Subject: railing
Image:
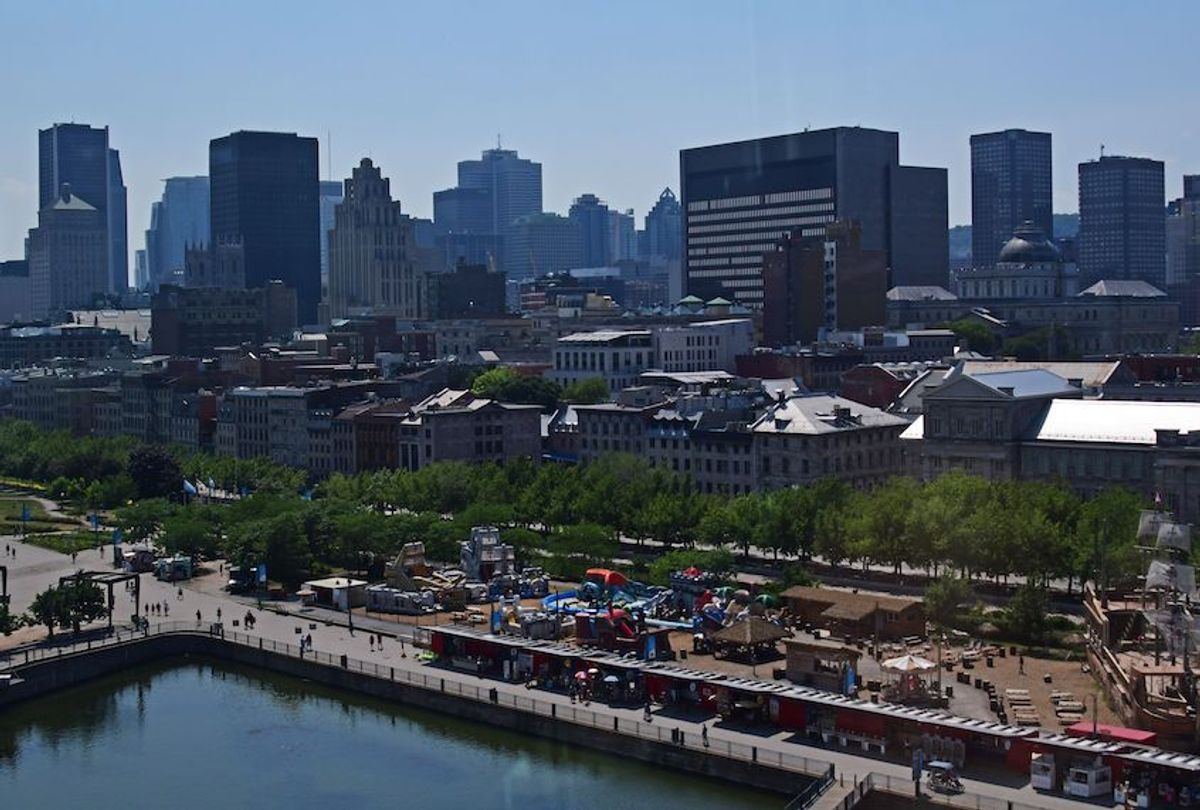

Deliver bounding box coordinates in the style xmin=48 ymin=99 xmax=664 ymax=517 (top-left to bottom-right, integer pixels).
xmin=1 ymin=622 xmax=834 ymax=783
xmin=784 ymin=768 xmax=835 ymax=810
xmin=842 ymin=773 xmax=1046 ymax=810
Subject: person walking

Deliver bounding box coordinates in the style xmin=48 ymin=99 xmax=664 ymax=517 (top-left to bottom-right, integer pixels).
xmin=195 ymin=609 xmax=201 ymax=623
xmin=369 ymin=636 xmax=375 ymax=652
xmin=216 ymin=607 xmax=222 ymax=622
xmin=177 ymin=587 xmax=183 ymax=601
xmin=702 ymin=724 xmax=709 ymax=748
xmin=1018 ymin=654 xmax=1025 ymax=675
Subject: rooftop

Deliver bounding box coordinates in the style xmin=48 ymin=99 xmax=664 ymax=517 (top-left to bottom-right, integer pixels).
xmin=968 ymin=369 xmax=1081 ymax=399
xmin=1079 ymin=280 xmax=1166 ymax=298
xmin=886 ymin=285 xmax=958 ymax=302
xmin=752 ymin=394 xmax=908 ymax=435
xmin=1024 ymin=399 xmax=1200 ymax=445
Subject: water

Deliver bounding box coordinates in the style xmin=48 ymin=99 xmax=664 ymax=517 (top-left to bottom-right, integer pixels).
xmin=0 ymin=661 xmax=782 ymax=809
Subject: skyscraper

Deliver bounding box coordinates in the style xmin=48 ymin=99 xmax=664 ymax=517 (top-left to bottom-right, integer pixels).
xmin=433 ymin=186 xmax=499 ymax=271
xmin=209 ymin=131 xmax=321 ymax=322
xmin=38 ymin=123 xmax=128 ymax=293
xmin=448 ymin=148 xmax=542 ymax=275
xmin=328 ymin=158 xmax=424 ymax=319
xmin=608 ymin=208 xmax=637 ymax=263
xmin=1167 ymin=175 xmax=1200 ymax=287
xmin=506 ymin=214 xmax=581 ymax=279
xmin=568 ymin=193 xmax=610 ymax=267
xmin=969 ymin=129 xmax=1053 ymax=267
xmin=144 ymin=176 xmax=210 ymax=290
xmin=318 ymin=180 xmax=343 ymax=283
xmin=641 ymin=188 xmax=682 ymax=262
xmin=1078 ymin=155 xmax=1166 ymax=287
xmin=680 ymin=127 xmax=947 ymax=305
xmin=107 ymin=149 xmax=128 ymax=291
xmin=27 ymin=184 xmax=109 ymax=318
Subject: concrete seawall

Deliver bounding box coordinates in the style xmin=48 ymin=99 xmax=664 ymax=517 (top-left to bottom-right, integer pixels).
xmin=1 ymin=631 xmax=824 ymax=798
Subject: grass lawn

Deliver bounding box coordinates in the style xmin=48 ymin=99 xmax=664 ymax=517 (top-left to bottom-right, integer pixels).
xmin=0 ymin=498 xmax=78 ymax=535
xmin=23 ymin=531 xmax=105 ymax=555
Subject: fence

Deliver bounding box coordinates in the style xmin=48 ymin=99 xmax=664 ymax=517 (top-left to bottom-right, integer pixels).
xmin=829 ymin=773 xmax=1046 ymax=810
xmin=0 ymin=621 xmax=835 ymax=784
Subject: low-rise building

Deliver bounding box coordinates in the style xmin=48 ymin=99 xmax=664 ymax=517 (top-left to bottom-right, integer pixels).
xmin=752 ymin=393 xmax=909 ymax=490
xmin=0 ymin=324 xmax=130 ymax=369
xmin=552 ymin=330 xmax=654 ymax=395
xmin=395 ymin=388 xmax=542 ymax=470
xmin=780 ymin=586 xmax=925 ymax=642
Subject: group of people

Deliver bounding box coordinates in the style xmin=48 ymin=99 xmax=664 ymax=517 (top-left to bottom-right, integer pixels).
xmin=3 ymin=543 xmax=15 ymax=559
xmin=143 ymin=600 xmax=171 ymax=617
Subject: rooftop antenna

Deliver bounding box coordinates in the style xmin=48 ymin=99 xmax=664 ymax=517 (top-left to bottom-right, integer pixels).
xmin=1100 ymin=144 xmax=1106 ymax=158
xmin=497 ymin=133 xmax=502 ymax=150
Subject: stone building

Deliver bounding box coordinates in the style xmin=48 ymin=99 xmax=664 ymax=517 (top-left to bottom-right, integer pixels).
xmin=28 ymin=184 xmax=109 ymax=318
xmin=395 ymin=388 xmax=541 ymax=470
xmin=328 ymin=158 xmax=425 ymax=319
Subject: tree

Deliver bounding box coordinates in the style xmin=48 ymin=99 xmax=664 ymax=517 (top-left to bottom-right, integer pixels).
xmin=115 ymin=498 xmax=174 ymax=545
xmin=471 ymin=367 xmax=563 ymax=409
xmin=161 ymin=512 xmax=219 ymax=560
xmin=29 ymin=579 xmax=107 ymax=637
xmin=127 ymin=445 xmax=183 ymax=501
xmin=561 ymin=377 xmax=609 ymax=405
xmin=945 ymin=318 xmax=997 ymax=355
xmin=0 ymin=603 xmax=21 ymax=636
xmin=1004 ymin=582 xmax=1049 ymax=644
xmin=29 ymin=586 xmax=64 ymax=638
xmin=925 ymin=576 xmax=972 ymax=629
xmin=1075 ymin=487 xmax=1145 ymax=590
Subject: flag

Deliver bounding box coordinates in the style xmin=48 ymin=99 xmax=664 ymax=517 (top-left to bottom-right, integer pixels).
xmin=182 ymin=480 xmax=198 ymax=496
xmin=208 ymin=477 xmax=216 ymax=492
xmin=112 ymin=528 xmax=123 ymax=545
xmin=20 ymin=504 xmax=30 ymax=521
xmin=89 ymin=513 xmax=100 ymax=529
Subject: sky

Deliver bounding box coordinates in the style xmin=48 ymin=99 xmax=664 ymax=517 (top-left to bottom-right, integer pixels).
xmin=1 ymin=0 xmax=1198 ymax=275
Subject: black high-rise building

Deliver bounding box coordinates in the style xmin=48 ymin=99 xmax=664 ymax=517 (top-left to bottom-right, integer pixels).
xmin=568 ymin=193 xmax=610 ymax=267
xmin=679 ymin=127 xmax=946 ymax=306
xmin=969 ymin=129 xmax=1052 ymax=268
xmin=1078 ymin=155 xmax=1166 ymax=288
xmin=209 ymin=131 xmax=321 ymax=322
xmin=38 ymin=123 xmax=128 ymax=293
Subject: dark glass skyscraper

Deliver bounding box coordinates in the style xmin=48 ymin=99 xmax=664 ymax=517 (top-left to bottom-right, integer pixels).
xmin=641 ymin=187 xmax=682 ymax=262
xmin=209 ymin=131 xmax=321 ymax=322
xmin=679 ymin=127 xmax=947 ymax=305
xmin=1078 ymin=155 xmax=1166 ymax=287
xmin=38 ymin=123 xmax=128 ymax=292
xmin=568 ymin=193 xmax=610 ymax=267
xmin=969 ymin=129 xmax=1052 ymax=268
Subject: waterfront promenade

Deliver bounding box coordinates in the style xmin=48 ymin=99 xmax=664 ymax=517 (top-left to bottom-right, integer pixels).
xmin=0 ymin=537 xmax=1108 ymax=810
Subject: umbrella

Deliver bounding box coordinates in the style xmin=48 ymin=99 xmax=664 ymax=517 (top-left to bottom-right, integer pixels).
xmin=575 ymin=671 xmax=588 ymax=681
xmin=587 ymin=667 xmax=600 ymax=675
xmin=603 ymin=674 xmax=619 ymax=684
xmin=881 ymin=654 xmax=937 ymax=673
xmin=754 ymin=594 xmax=778 ymax=607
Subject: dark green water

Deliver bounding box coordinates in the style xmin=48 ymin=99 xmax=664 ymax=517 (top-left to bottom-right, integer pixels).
xmin=0 ymin=661 xmax=782 ymax=809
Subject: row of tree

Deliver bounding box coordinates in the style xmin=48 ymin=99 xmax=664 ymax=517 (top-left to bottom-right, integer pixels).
xmin=0 ymin=421 xmax=1150 ymax=591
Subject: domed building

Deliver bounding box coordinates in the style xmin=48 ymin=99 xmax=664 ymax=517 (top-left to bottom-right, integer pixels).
xmin=952 ymin=222 xmax=1079 ymax=300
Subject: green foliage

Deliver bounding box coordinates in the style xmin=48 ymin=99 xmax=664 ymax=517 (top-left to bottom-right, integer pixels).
xmin=561 ymin=377 xmax=609 ymax=404
xmin=1000 ymin=583 xmax=1050 ymax=644
xmin=945 ymin=318 xmax=996 ymax=355
xmin=471 ymin=367 xmax=562 ymax=409
xmin=29 ymin=579 xmax=108 ymax=637
xmin=0 ymin=603 xmax=20 ymax=635
xmin=24 ymin=531 xmax=102 ymax=555
xmin=647 ymin=548 xmax=734 ymax=587
xmin=1001 ymin=325 xmax=1074 ymax=361
xmin=924 ymin=576 xmax=972 ymax=628
xmin=127 ymin=445 xmax=184 ymax=500
xmin=115 ymin=498 xmax=174 ymax=545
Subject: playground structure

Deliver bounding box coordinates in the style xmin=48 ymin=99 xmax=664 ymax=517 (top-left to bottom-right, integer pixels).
xmin=366 ymin=584 xmax=437 ymax=615
xmin=460 ymin=526 xmax=514 ymax=582
xmin=492 ymin=596 xmax=568 ymax=640
xmin=573 ymin=607 xmax=673 ymax=660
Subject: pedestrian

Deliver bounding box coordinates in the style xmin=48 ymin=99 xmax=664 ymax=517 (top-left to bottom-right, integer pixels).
xmin=1018 ymin=654 xmax=1025 ymax=675
xmin=644 ymin=701 xmax=652 ymax=722
xmin=702 ymin=724 xmax=709 ymax=748
xmin=216 ymin=607 xmax=222 ymax=622
xmin=177 ymin=587 xmax=183 ymax=601
xmin=163 ymin=602 xmax=169 ymax=617
xmin=71 ymin=551 xmax=76 ymax=563
xmin=370 ymin=636 xmax=375 ymax=652
xmin=377 ymin=633 xmax=384 ymax=649
xmin=196 ymin=609 xmax=201 ymax=623
xmin=306 ymin=633 xmax=313 ymax=649
xmin=144 ymin=603 xmax=149 ymax=615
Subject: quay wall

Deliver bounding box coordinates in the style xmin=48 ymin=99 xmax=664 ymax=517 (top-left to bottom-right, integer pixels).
xmin=0 ymin=631 xmax=818 ymax=798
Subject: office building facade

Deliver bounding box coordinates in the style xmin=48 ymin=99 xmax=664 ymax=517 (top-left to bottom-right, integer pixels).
xmin=209 ymin=130 xmax=321 ymax=323
xmin=38 ymin=123 xmax=128 ymax=295
xmin=569 ymin=193 xmax=610 ymax=267
xmin=319 ymin=180 xmax=344 ymax=283
xmin=762 ymin=220 xmax=888 ymax=346
xmin=505 ymin=214 xmax=582 ymax=279
xmin=680 ymin=127 xmax=947 ymax=306
xmin=1078 ymin=155 xmax=1166 ymax=287
xmin=27 ymin=185 xmax=109 ymax=318
xmin=327 ymin=158 xmax=424 ymax=319
xmin=1167 ymin=175 xmax=1200 ymax=287
xmin=969 ymin=129 xmax=1053 ymax=268
xmin=641 ymin=187 xmax=682 ymax=262
xmin=144 ymin=176 xmax=210 ymax=290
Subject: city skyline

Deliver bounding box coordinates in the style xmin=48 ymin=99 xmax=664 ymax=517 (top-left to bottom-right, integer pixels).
xmin=1 ymin=1 xmax=1198 ymax=275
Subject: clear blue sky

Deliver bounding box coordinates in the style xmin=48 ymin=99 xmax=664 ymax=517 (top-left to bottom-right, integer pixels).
xmin=1 ymin=0 xmax=1197 ymax=272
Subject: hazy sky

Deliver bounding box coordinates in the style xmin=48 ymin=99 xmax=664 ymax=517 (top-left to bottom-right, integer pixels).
xmin=2 ymin=0 xmax=1197 ymax=275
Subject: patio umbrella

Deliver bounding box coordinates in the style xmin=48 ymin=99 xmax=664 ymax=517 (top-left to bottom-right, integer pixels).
xmin=603 ymin=674 xmax=620 ymax=684
xmin=880 ymin=654 xmax=936 ymax=673
xmin=587 ymin=667 xmax=600 ymax=676
xmin=574 ymin=671 xmax=588 ymax=681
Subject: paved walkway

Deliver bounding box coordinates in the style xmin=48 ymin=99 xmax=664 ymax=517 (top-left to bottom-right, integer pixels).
xmin=0 ymin=536 xmax=1110 ymax=810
